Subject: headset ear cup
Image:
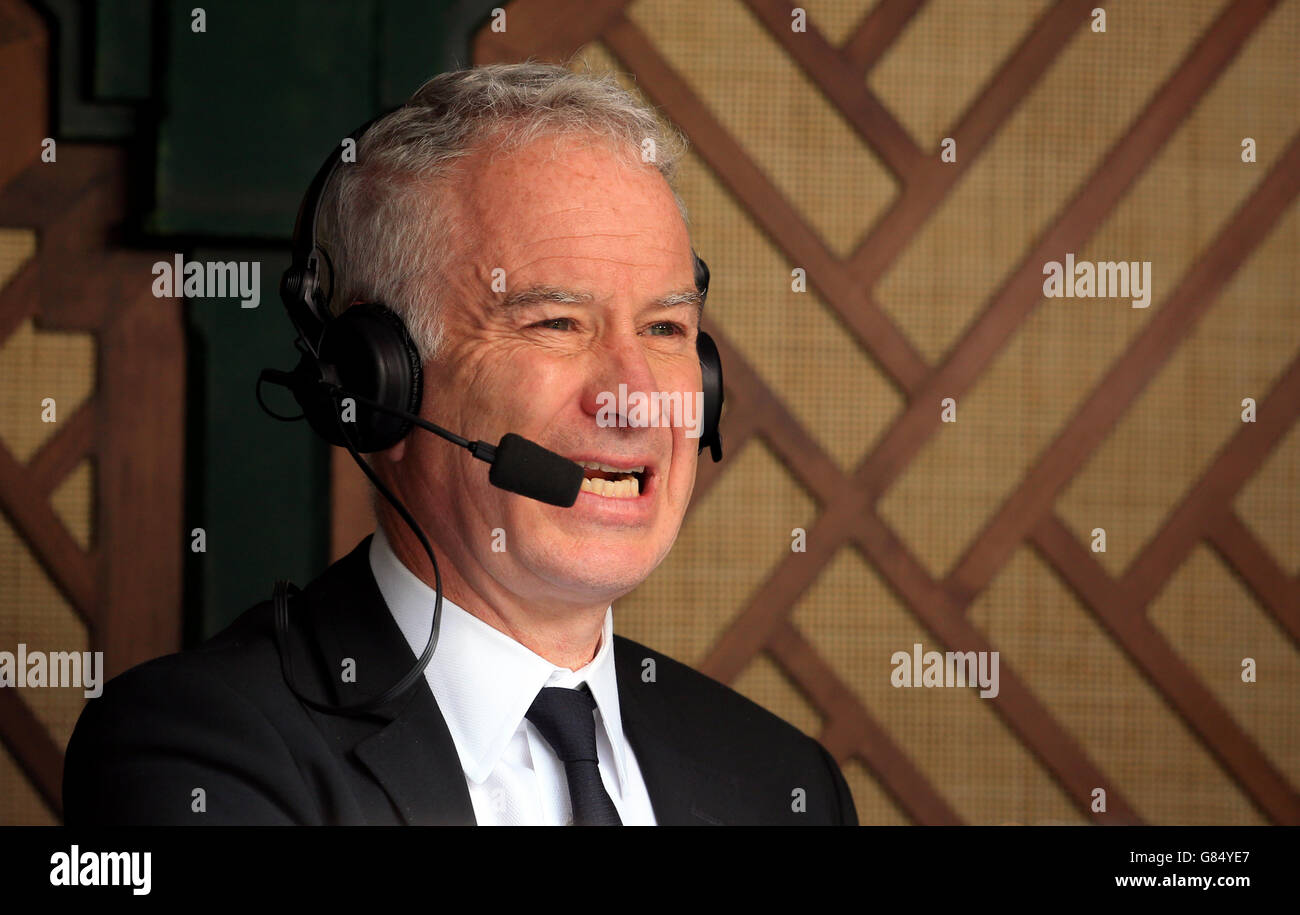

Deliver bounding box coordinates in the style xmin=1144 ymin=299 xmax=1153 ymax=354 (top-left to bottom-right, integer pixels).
xmin=696 ymin=330 xmax=724 ymax=462
xmin=311 ymin=303 xmax=423 ymax=452
xmin=290 ymin=348 xmax=344 ymax=448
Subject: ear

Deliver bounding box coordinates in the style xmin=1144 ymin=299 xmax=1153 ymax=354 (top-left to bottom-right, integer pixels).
xmin=377 ymin=437 xmax=407 ymax=463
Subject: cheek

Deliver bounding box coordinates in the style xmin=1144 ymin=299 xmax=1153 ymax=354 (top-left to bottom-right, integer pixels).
xmin=460 ymin=348 xmax=582 ymax=429
xmin=669 ymin=438 xmax=700 ymax=502
xmin=668 ymin=360 xmax=706 ymax=440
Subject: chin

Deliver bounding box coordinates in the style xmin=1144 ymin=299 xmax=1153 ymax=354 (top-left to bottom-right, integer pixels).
xmin=520 ymin=536 xmax=668 ymax=603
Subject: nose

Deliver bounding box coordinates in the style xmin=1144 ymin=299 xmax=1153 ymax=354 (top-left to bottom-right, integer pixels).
xmin=579 ymin=330 xmax=661 ymax=428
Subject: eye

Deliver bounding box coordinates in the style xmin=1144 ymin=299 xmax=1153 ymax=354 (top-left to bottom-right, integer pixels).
xmin=530 ymin=317 xmax=577 ymax=331
xmin=645 ymin=321 xmax=685 ymax=337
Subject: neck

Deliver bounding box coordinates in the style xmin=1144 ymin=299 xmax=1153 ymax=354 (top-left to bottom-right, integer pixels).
xmin=379 ymin=519 xmax=607 ymax=671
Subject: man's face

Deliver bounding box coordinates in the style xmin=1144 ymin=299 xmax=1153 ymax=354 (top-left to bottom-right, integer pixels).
xmin=389 ymin=133 xmax=702 ymax=612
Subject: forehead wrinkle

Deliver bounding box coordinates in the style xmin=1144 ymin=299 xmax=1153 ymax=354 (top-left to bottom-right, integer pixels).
xmin=513 ymin=231 xmax=677 ymax=255
xmin=498 ymin=251 xmax=688 ymax=278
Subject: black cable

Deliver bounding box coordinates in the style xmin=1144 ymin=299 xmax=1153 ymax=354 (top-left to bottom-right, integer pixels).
xmin=318 ymin=381 xmax=472 ymax=450
xmin=270 ymin=328 xmax=445 ymax=717
xmin=255 ymin=372 xmax=304 ymax=422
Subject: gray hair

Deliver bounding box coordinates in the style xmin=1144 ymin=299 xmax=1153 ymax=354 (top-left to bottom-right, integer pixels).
xmin=318 ymin=61 xmax=690 ymax=362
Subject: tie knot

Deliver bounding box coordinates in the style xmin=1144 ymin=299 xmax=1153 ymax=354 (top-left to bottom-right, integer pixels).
xmin=525 ymin=685 xmax=599 ymax=764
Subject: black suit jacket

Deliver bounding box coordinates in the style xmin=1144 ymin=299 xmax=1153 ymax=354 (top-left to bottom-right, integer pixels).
xmin=63 ymin=536 xmax=857 ymax=825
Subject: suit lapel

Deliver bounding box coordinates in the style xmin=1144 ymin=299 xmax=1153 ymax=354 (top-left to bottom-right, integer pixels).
xmin=352 ymin=694 xmax=476 ymax=825
xmin=614 ymin=638 xmax=739 ymax=825
xmin=296 ymin=539 xmax=737 ymax=826
xmin=296 ymin=536 xmax=476 ymax=825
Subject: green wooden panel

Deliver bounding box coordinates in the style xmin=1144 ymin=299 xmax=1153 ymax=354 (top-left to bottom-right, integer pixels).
xmin=153 ymin=0 xmax=378 ymax=236
xmin=94 ymin=0 xmax=153 ymax=101
xmin=185 ymin=246 xmax=330 ymax=639
xmin=378 ymin=0 xmax=499 ymax=106
xmin=42 ymin=0 xmax=137 ymax=139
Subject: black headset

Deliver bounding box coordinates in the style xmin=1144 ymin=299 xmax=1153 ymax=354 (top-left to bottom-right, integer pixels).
xmin=260 ymin=110 xmax=725 ymax=716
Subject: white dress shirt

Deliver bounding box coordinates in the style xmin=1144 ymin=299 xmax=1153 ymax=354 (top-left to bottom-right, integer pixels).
xmin=368 ymin=526 xmax=658 ymax=825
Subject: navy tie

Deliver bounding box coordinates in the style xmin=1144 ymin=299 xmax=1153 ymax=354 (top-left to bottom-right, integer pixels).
xmin=525 ymin=685 xmax=623 ymax=826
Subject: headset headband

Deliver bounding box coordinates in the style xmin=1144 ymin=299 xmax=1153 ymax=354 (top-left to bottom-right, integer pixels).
xmin=280 ymin=112 xmax=394 ymax=352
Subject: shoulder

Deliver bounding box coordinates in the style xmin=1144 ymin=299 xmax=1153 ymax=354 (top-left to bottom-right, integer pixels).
xmin=72 ymin=536 xmax=375 ymax=742
xmin=613 ymin=634 xmax=856 ymax=824
xmin=614 ymin=634 xmax=812 ymax=754
xmin=78 ymin=599 xmax=286 ymax=720
xmin=613 ymin=635 xmax=858 ymax=824
xmin=62 ymin=600 xmax=320 ymax=824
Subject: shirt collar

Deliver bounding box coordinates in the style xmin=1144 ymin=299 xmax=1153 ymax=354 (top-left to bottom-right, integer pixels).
xmin=368 ymin=525 xmax=631 ymax=790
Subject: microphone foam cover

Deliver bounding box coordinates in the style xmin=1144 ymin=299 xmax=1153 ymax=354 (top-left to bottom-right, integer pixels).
xmin=488 ymin=433 xmax=584 ymax=507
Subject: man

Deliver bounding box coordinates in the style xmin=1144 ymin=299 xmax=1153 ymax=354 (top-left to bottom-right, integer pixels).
xmin=63 ymin=62 xmax=858 ymax=825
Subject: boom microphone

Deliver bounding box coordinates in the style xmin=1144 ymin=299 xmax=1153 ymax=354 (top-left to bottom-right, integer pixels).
xmin=488 ymin=434 xmax=586 ymax=507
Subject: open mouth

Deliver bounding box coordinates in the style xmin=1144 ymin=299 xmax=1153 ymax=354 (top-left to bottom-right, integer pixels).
xmin=576 ymin=460 xmax=648 ymax=499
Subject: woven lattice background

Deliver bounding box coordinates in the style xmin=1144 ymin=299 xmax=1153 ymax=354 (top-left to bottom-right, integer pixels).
xmin=6 ymin=0 xmax=1292 ymax=827
xmin=471 ymin=0 xmax=1300 ymax=824
xmin=0 ymin=0 xmax=185 ymax=823
xmin=0 ymin=228 xmax=96 ymax=825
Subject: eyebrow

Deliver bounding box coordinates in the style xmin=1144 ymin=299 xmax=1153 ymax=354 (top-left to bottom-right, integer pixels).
xmin=498 ymin=285 xmax=704 ymax=313
xmin=656 ymin=289 xmax=706 ymax=312
xmin=499 ymin=285 xmax=594 ymax=309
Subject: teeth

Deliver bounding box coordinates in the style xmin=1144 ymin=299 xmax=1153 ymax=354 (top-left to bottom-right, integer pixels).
xmin=580 ymin=475 xmax=640 ymax=498
xmin=579 ymin=460 xmax=646 ymax=474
